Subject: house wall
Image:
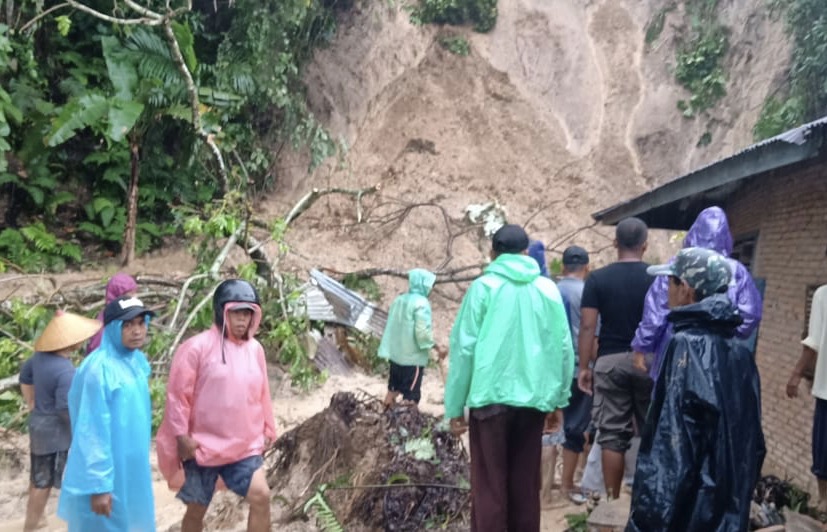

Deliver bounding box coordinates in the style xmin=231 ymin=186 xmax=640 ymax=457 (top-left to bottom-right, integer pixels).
xmin=726 ymin=162 xmax=827 ymax=494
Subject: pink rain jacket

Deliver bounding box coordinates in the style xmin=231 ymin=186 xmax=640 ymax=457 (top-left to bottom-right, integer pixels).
xmin=156 ymin=302 xmax=276 ymax=490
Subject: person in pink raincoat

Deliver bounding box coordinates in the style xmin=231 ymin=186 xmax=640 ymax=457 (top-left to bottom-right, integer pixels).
xmin=156 ymin=279 xmax=276 ymax=532
xmin=86 ymin=273 xmax=138 ymax=355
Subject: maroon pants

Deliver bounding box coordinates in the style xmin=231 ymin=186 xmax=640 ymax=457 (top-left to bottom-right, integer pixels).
xmin=469 ymin=406 xmax=546 ymax=532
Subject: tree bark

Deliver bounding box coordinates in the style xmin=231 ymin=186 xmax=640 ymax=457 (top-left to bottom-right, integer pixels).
xmin=121 ymin=139 xmax=140 ymax=266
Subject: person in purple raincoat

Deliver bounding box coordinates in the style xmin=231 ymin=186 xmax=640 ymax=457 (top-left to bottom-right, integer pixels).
xmin=86 ymin=273 xmax=138 ymax=355
xmin=631 ymin=206 xmax=763 ymax=380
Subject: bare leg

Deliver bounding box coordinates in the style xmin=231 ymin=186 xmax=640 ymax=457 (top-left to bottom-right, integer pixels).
xmin=181 ymin=503 xmax=208 ymax=532
xmin=383 ymin=391 xmax=399 ymax=409
xmin=246 ymin=468 xmax=271 ymax=532
xmin=23 ymin=485 xmax=51 ymax=531
xmin=601 ymin=448 xmax=625 ymax=499
xmin=540 ymin=446 xmax=558 ymax=506
xmin=561 ymin=448 xmax=580 ymax=492
xmin=818 ymin=479 xmax=827 ymax=513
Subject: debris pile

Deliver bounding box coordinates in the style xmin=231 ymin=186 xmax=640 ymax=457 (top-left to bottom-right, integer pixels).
xmin=266 ymin=391 xmax=470 ymax=531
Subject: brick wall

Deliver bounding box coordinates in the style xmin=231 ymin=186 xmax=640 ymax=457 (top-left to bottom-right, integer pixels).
xmin=726 ymin=162 xmax=827 ymax=494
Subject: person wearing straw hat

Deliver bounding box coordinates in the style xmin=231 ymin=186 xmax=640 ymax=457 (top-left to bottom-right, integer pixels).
xmin=19 ymin=310 xmax=101 ymax=531
xmin=58 ymin=296 xmax=156 ymax=532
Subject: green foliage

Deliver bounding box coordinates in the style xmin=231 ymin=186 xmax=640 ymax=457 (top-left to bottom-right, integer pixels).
xmin=548 ymin=257 xmax=563 ymax=277
xmin=303 ymin=485 xmax=344 ymax=532
xmin=0 ymin=223 xmax=82 ymax=272
xmin=149 ymin=377 xmax=166 ymax=435
xmin=439 ymin=35 xmax=470 ymax=55
xmin=1 ymin=0 xmax=344 ymax=260
xmin=675 ymin=30 xmax=727 ymax=117
xmin=404 ymin=436 xmax=437 ymax=461
xmin=645 ymin=5 xmax=676 ymax=44
xmin=754 ymin=96 xmax=805 ymax=141
xmin=564 ymin=512 xmax=588 ymax=531
xmin=411 ymin=0 xmax=498 ymax=33
xmin=341 ymin=274 xmax=383 ymax=302
xmin=670 ymin=0 xmax=728 ymax=118
xmin=0 ymin=300 xmax=52 ymax=431
xmin=753 ymin=0 xmax=826 ymax=140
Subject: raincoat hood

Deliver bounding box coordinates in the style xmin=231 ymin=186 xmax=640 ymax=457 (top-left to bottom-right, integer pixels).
xmin=486 ymin=253 xmax=541 ymax=284
xmin=101 ymin=315 xmax=150 ymax=357
xmin=683 ymin=206 xmax=733 ymax=256
xmin=105 ymin=273 xmax=138 ymax=303
xmin=528 ymin=240 xmax=550 ymax=277
xmin=408 ymin=269 xmax=436 ymax=297
xmin=667 ymin=293 xmax=743 ymax=333
xmin=221 ymin=301 xmax=263 ymax=342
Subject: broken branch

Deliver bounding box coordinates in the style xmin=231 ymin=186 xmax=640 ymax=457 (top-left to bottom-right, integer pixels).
xmin=285 ymin=185 xmax=380 ymax=226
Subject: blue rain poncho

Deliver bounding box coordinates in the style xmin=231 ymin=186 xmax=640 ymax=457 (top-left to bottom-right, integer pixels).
xmin=58 ymin=317 xmax=155 ymax=532
xmin=378 ymin=269 xmax=436 ymax=367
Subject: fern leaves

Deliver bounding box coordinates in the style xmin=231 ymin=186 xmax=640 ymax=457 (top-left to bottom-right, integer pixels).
xmin=303 ymin=485 xmax=345 ymax=532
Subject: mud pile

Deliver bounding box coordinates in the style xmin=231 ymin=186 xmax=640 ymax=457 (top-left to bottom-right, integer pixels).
xmin=268 ymin=391 xmax=470 ymax=531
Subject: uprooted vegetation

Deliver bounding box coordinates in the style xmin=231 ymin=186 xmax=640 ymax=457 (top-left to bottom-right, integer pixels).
xmin=217 ymin=391 xmax=472 ymax=531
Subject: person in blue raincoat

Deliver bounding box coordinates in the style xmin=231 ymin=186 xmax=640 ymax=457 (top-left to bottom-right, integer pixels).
xmin=58 ymin=296 xmax=156 ymax=532
xmin=631 ymin=206 xmax=763 ymax=380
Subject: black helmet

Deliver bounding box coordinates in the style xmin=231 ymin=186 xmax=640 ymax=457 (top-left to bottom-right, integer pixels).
xmin=213 ymin=279 xmax=260 ymax=328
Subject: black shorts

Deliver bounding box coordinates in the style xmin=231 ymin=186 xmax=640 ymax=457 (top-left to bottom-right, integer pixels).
xmin=813 ymin=397 xmax=827 ymax=480
xmin=562 ymin=375 xmax=593 ymax=454
xmin=30 ymin=451 xmax=67 ymax=489
xmin=388 ymin=361 xmax=424 ymax=403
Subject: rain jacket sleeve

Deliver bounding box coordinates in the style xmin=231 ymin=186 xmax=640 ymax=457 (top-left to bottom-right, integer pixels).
xmin=65 ymin=364 xmax=115 ymax=495
xmin=164 ymin=341 xmax=199 ymax=438
xmin=413 ymin=300 xmax=435 ymax=351
xmin=631 ymin=275 xmax=669 ymax=354
xmin=257 ymin=344 xmax=277 ymax=441
xmin=444 ymin=280 xmax=487 ymax=419
xmin=732 ymin=262 xmax=762 ymax=338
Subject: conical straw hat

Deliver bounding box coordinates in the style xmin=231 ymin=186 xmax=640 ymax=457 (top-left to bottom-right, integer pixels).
xmin=34 ymin=310 xmax=102 ymax=353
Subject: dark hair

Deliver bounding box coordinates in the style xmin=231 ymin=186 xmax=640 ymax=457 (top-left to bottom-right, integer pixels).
xmin=616 ymin=217 xmax=648 ymax=250
xmin=565 ymin=263 xmax=587 ymax=273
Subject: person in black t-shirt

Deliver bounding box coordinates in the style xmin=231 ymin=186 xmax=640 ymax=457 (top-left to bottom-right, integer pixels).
xmin=577 ymin=217 xmax=654 ymax=499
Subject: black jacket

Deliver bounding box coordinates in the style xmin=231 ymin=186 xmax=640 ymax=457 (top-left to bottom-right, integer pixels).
xmin=626 ymin=294 xmax=766 ymax=532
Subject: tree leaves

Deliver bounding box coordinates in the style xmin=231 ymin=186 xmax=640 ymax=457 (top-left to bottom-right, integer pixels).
xmin=45 ymin=93 xmax=109 ymax=146
xmin=102 ymin=36 xmax=138 ymax=101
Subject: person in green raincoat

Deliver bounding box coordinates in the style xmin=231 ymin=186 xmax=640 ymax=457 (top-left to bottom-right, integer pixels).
xmin=444 ymin=224 xmax=574 ymax=532
xmin=378 ymin=268 xmax=447 ymax=409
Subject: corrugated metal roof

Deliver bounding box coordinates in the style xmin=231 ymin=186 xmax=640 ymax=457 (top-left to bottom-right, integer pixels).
xmin=591 ymin=116 xmax=827 ymax=228
xmin=296 ymin=269 xmax=388 ymax=337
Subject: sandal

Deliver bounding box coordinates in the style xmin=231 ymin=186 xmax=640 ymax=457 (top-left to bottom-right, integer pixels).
xmin=566 ymin=488 xmax=588 ymax=505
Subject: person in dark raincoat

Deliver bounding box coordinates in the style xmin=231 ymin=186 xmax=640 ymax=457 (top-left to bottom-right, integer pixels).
xmin=631 ymin=206 xmax=763 ymax=381
xmin=626 ymin=247 xmax=765 ymax=532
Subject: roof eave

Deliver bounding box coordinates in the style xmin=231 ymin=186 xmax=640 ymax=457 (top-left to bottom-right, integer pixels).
xmin=592 ymin=129 xmax=825 ymax=229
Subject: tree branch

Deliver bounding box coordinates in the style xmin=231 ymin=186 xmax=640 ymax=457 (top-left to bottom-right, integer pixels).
xmin=19 ymin=2 xmax=71 ymax=33
xmin=122 ymin=0 xmax=163 ymax=19
xmin=161 ymin=20 xmax=229 ymax=196
xmin=285 ymin=185 xmax=380 ymax=226
xmin=65 ymin=0 xmax=163 ymax=25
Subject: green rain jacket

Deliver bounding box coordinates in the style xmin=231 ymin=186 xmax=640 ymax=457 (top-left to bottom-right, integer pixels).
xmin=377 ymin=269 xmax=436 ymax=367
xmin=444 ymin=253 xmax=574 ymax=419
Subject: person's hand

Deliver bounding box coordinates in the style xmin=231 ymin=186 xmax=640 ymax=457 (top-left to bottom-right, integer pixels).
xmin=632 ymin=352 xmax=647 ymax=373
xmin=90 ymin=493 xmax=112 ymax=517
xmin=578 ymin=368 xmax=593 ymax=395
xmin=176 ymin=435 xmax=199 ymax=462
xmin=543 ymin=409 xmax=562 ymax=433
xmin=786 ymin=373 xmax=802 ymax=399
xmin=449 ymin=417 xmax=467 ymax=437
xmin=435 ymin=346 xmax=448 ymax=360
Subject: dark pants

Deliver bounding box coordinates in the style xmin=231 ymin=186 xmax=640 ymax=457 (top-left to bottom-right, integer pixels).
xmin=469 ymin=405 xmax=546 ymax=532
xmin=814 ymin=397 xmax=827 ymax=480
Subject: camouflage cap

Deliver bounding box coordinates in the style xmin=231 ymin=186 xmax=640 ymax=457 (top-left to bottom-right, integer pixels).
xmin=647 ymin=247 xmax=732 ymax=299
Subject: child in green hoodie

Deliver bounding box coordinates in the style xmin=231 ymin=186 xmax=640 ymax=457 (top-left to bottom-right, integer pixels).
xmin=378 ymin=268 xmax=446 ymax=408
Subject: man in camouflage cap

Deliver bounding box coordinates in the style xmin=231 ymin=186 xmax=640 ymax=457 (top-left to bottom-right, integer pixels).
xmin=646 ymin=246 xmax=733 ymax=305
xmin=626 ymin=247 xmax=765 ymax=531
